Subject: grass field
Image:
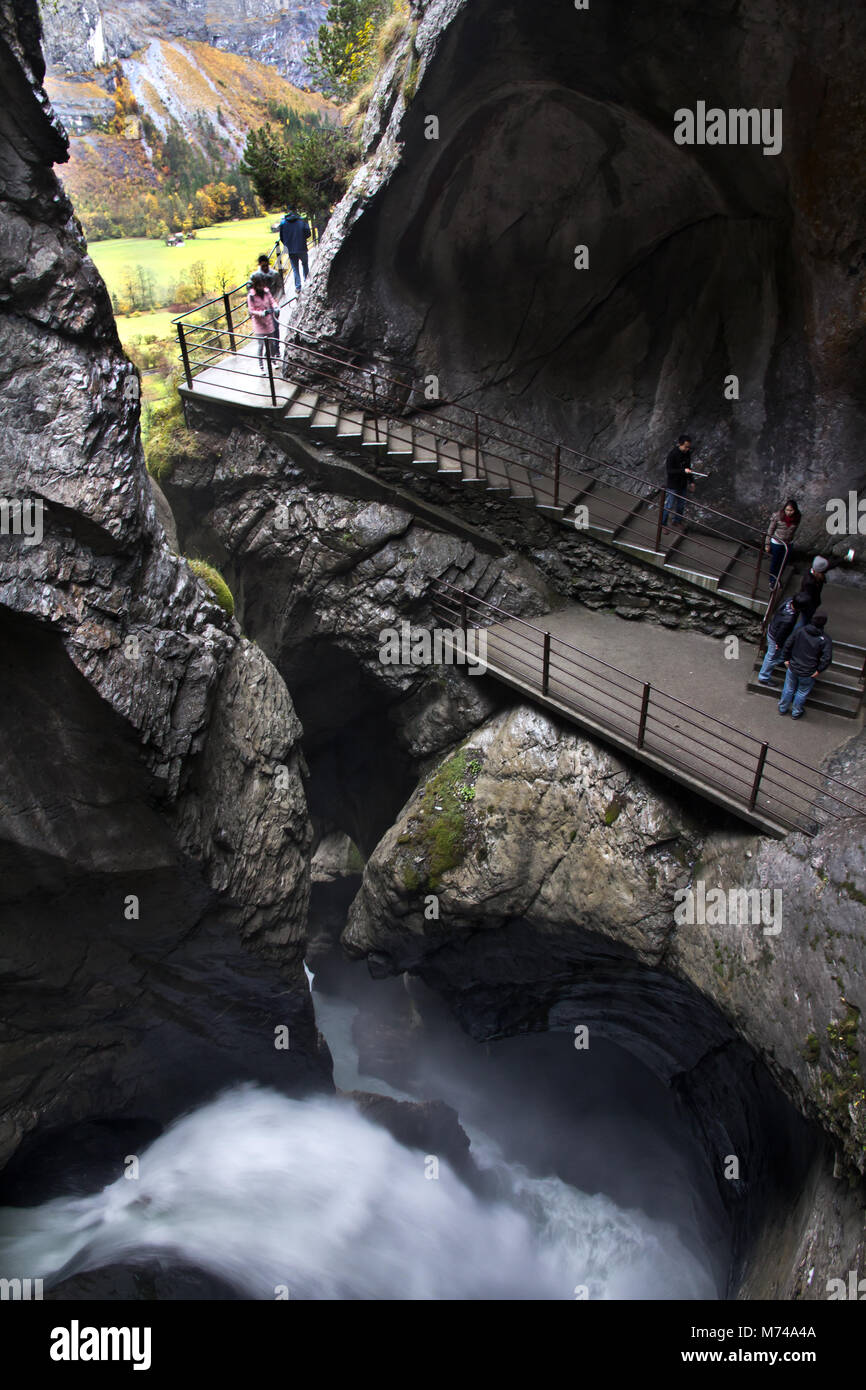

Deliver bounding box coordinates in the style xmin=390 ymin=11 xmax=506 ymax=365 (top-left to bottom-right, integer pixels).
xmin=89 ymin=214 xmax=278 ymax=304
xmin=116 ymin=309 xmax=180 ymax=345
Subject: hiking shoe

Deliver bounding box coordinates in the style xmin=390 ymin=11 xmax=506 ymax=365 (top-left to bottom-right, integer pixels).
xmin=778 ymin=706 xmax=790 ymax=715
xmin=758 ymin=678 xmax=772 ymax=685
xmin=791 ymin=711 xmax=804 ymax=719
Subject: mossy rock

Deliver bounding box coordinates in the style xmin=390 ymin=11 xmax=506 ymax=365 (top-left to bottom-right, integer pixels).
xmin=187 ymin=559 xmax=235 ymax=617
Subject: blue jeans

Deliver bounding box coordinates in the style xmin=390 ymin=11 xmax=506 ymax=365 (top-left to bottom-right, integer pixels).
xmin=768 ymin=539 xmax=787 ymax=587
xmin=758 ymin=635 xmax=783 ymax=681
xmin=778 ymin=668 xmax=814 ymax=716
xmin=663 ymin=489 xmax=685 ymax=526
xmin=289 ymin=250 xmax=309 ymax=292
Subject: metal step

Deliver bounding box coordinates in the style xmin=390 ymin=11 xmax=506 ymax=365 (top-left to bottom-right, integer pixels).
xmin=747 ymin=669 xmax=863 ymax=718
xmin=413 ymin=430 xmax=439 ymax=469
xmin=285 ymin=389 xmax=319 ymax=421
xmin=437 ymin=439 xmax=463 ymax=478
xmin=361 ymin=416 xmax=386 ymax=448
xmin=336 ymin=406 xmax=365 ymax=439
xmin=310 ymin=398 xmax=341 ymax=433
xmin=459 ymin=445 xmax=487 ymax=485
xmin=386 ymin=421 xmax=414 ymax=457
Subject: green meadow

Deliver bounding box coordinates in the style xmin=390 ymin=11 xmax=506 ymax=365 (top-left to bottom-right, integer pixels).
xmin=89 ymin=214 xmax=279 ymax=342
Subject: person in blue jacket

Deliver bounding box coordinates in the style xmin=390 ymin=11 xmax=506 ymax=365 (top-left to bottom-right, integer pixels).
xmin=279 ymin=209 xmax=311 ymax=293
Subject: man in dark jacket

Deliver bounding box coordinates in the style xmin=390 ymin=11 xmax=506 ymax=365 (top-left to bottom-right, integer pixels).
xmin=778 ymin=611 xmax=833 ymax=718
xmin=794 ymin=553 xmax=854 ymax=627
xmin=279 ymin=209 xmax=311 ymax=293
xmin=662 ymin=435 xmax=694 ymax=527
xmin=757 ymin=592 xmax=809 ymax=683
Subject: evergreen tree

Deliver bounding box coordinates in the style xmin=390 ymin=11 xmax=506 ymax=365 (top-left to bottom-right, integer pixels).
xmin=305 ymin=0 xmax=387 ymax=101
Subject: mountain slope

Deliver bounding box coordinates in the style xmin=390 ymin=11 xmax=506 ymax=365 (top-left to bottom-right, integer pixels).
xmin=39 ymin=0 xmax=328 ymax=87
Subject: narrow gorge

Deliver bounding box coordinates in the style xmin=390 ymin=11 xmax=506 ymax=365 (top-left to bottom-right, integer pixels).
xmin=1 ymin=0 xmax=865 ymax=1312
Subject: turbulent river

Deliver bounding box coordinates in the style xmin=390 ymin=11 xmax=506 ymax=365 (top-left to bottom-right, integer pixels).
xmin=0 ymin=978 xmax=724 ymax=1300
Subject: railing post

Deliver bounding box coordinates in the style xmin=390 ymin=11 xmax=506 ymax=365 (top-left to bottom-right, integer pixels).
xmin=553 ymin=444 xmax=561 ymax=509
xmin=264 ymin=336 xmax=277 ymax=407
xmin=371 ymin=372 xmax=380 ymax=443
xmin=749 ymin=742 xmax=769 ymax=811
xmin=750 ymin=546 xmax=763 ymax=599
xmin=223 ymin=292 xmax=236 ymax=352
xmin=541 ymin=631 xmax=551 ymax=695
xmin=177 ymin=321 xmax=193 ymax=389
xmin=654 ymin=488 xmax=665 ymax=552
xmin=475 ymin=412 xmax=481 ymax=479
xmin=636 ymin=682 xmax=651 ymax=748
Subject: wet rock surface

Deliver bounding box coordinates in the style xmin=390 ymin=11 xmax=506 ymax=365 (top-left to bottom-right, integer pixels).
xmin=295 ymin=0 xmax=866 ymax=548
xmin=0 ymin=0 xmax=326 ymax=1169
xmin=343 ymin=702 xmax=866 ymax=1294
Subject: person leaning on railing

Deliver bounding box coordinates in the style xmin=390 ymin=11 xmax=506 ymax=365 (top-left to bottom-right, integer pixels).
xmin=247 ymin=271 xmax=280 ymax=376
xmin=793 ymin=552 xmax=854 ymax=629
xmin=764 ymin=498 xmax=801 ymax=589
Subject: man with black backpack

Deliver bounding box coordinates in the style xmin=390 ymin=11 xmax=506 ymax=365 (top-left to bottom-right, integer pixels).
xmin=757 ymin=592 xmax=810 ymax=684
xmin=777 ymin=610 xmax=833 ymax=719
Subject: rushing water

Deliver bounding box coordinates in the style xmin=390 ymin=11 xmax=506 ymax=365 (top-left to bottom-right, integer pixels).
xmin=0 ymin=1083 xmax=717 ymax=1300
xmin=0 ymin=974 xmax=723 ymax=1299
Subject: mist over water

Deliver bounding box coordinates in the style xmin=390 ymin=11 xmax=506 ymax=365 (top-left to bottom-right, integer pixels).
xmin=0 ymin=1085 xmax=716 ymax=1299
xmin=0 ymin=969 xmax=726 ymax=1299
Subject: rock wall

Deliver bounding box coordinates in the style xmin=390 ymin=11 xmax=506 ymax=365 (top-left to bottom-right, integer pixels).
xmin=295 ymin=0 xmax=866 ymax=549
xmin=342 ymin=703 xmax=866 ymax=1295
xmin=0 ymin=0 xmax=326 ymax=1169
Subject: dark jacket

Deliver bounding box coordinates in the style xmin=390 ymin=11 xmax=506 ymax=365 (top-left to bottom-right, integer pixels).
xmin=767 ymin=597 xmax=801 ymax=647
xmin=279 ymin=212 xmax=310 ymax=256
xmin=665 ymin=445 xmax=692 ymax=491
xmin=781 ymin=622 xmax=833 ymax=678
xmin=795 ymin=561 xmax=843 ymax=623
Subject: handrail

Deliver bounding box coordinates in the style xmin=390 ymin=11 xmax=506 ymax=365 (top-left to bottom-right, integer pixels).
xmin=430 ymin=579 xmax=866 ymax=835
xmin=173 ymin=254 xmax=787 ymax=609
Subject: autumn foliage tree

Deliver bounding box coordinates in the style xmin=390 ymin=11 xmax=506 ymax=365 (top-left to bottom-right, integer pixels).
xmin=305 ymin=0 xmax=388 ymax=102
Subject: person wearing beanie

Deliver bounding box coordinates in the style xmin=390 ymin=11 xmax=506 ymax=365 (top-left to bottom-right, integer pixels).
xmin=757 ymin=591 xmax=810 ymax=683
xmin=794 ymin=553 xmax=850 ymax=628
xmin=777 ymin=610 xmax=833 ymax=718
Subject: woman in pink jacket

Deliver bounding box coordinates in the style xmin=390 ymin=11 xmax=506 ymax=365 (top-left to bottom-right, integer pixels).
xmin=247 ymin=271 xmax=280 ymax=374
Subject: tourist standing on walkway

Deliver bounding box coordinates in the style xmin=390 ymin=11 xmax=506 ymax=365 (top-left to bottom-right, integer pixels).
xmin=279 ymin=209 xmax=311 ymax=294
xmin=778 ymin=611 xmax=833 ymax=718
xmin=247 ymin=272 xmax=280 ymax=374
xmin=662 ymin=435 xmax=694 ymax=527
xmin=757 ymin=592 xmax=809 ymax=683
xmin=253 ymin=254 xmax=281 ymax=298
xmin=794 ymin=554 xmax=851 ymax=628
xmin=764 ymin=498 xmax=801 ymax=589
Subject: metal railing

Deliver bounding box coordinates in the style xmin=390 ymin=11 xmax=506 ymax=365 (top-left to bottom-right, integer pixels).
xmin=173 ymin=252 xmax=785 ymax=609
xmin=430 ymin=580 xmax=866 ymax=837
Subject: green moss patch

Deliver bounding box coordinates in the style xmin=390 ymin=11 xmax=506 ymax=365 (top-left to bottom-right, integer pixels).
xmin=398 ymin=746 xmax=483 ymax=892
xmin=187 ymin=558 xmax=235 ymax=617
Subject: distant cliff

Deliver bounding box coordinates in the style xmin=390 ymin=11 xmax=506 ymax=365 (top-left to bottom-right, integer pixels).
xmin=39 ymin=0 xmax=328 ymax=90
